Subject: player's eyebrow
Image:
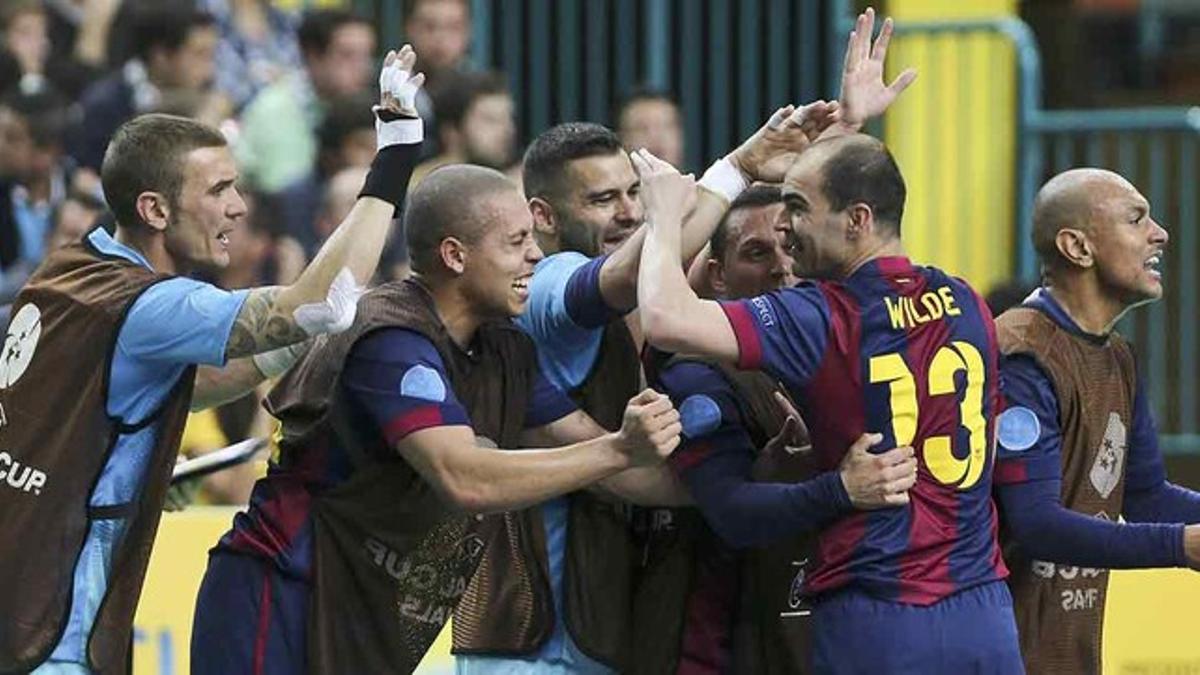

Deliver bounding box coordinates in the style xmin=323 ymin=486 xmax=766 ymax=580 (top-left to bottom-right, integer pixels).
xmin=782 ymin=192 xmax=810 ymax=212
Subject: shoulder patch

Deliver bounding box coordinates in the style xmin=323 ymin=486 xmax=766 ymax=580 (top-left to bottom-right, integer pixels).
xmin=400 ymin=364 xmax=447 ymax=402
xmin=997 ymin=406 xmax=1040 ymax=452
xmin=680 ymin=394 xmax=722 ymax=439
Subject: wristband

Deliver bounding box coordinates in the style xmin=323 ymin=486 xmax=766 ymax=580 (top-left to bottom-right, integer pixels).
xmin=698 ymin=157 xmax=749 ymax=205
xmin=359 ymin=142 xmax=419 ymax=210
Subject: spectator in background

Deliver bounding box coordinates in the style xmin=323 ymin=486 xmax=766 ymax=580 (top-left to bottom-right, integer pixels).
xmin=2 ymin=189 xmax=105 ymax=307
xmin=70 ymin=5 xmax=219 ymax=172
xmin=316 ymin=92 xmax=377 ymax=182
xmin=0 ymin=89 xmax=73 ymax=279
xmin=199 ymin=0 xmax=301 ymax=112
xmin=41 ymin=0 xmax=123 ymax=74
xmin=616 ymin=88 xmax=685 ymax=170
xmin=405 ymin=0 xmax=472 ymax=93
xmin=235 ymin=9 xmax=374 ymax=194
xmin=410 ymin=70 xmax=516 ymax=186
xmin=1 ymin=0 xmax=95 ymax=98
xmin=404 ymin=0 xmax=472 ymax=155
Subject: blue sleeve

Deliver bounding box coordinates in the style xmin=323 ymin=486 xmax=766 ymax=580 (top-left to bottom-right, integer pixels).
xmin=718 ymin=284 xmax=830 ymax=392
xmin=342 ymin=328 xmax=471 ymax=446
xmin=117 ymin=277 xmax=249 ymax=367
xmin=996 ymin=479 xmax=1185 ymax=568
xmin=657 ymin=361 xmax=851 ymax=549
xmin=1122 ymin=379 xmax=1200 ymax=523
xmin=515 ymin=252 xmax=613 ymax=391
xmin=994 ymin=354 xmax=1064 ymax=485
xmin=524 ymin=360 xmax=579 ymax=429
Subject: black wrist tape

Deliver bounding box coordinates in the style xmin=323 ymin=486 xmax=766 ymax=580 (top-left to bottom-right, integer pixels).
xmin=359 ymin=143 xmax=418 ymax=212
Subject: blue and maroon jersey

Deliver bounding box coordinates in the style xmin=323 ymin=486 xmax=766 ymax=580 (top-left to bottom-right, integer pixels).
xmin=720 ymin=256 xmax=1007 ymax=605
xmin=214 ymin=327 xmax=577 ymax=578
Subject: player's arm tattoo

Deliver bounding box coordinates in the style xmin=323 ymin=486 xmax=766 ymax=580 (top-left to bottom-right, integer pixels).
xmin=224 ymin=287 xmax=308 ymax=360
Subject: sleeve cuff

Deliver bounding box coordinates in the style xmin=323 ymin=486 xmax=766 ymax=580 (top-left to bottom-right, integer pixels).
xmin=719 ymin=301 xmax=763 ymax=370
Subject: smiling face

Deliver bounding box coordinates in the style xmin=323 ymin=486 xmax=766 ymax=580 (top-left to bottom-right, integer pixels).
xmin=552 ymin=152 xmax=643 ymax=256
xmin=711 ymin=202 xmax=796 ymax=299
xmin=162 ymin=145 xmax=247 ymax=271
xmin=780 ymin=151 xmax=854 ymax=280
xmin=458 ymin=188 xmax=544 ymax=318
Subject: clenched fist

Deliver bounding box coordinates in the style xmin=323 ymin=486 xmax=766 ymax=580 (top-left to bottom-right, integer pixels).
xmin=617 ymin=389 xmax=683 ymax=465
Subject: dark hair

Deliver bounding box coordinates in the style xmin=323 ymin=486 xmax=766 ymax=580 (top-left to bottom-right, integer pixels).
xmin=820 ymin=138 xmax=906 ymax=234
xmin=0 ymin=88 xmax=69 ymax=148
xmin=522 ymin=122 xmax=624 ymax=201
xmin=298 ymin=9 xmax=371 ymax=58
xmin=404 ymin=164 xmax=516 ymax=274
xmin=434 ymin=70 xmax=508 ymax=131
xmin=985 ymin=280 xmax=1035 ymax=316
xmin=614 ymin=86 xmax=679 ymax=129
xmin=50 ymin=189 xmax=108 ymax=233
xmin=318 ymin=93 xmax=375 ymax=156
xmin=131 ymin=5 xmax=216 ymax=63
xmin=101 ymin=114 xmax=228 ymax=230
xmin=710 ymin=184 xmax=783 ymax=262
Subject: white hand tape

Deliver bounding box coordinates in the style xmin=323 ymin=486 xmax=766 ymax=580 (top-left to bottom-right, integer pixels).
xmin=293 ymin=267 xmax=364 ymax=336
xmin=698 ymin=157 xmax=749 ymax=205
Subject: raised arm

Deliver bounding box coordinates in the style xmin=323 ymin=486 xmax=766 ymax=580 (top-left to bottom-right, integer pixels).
xmin=635 ymin=149 xmax=740 ymax=361
xmin=819 ymin=7 xmax=917 ymax=142
xmin=222 ymin=46 xmax=427 ymax=361
xmin=597 ymin=104 xmax=841 ymax=311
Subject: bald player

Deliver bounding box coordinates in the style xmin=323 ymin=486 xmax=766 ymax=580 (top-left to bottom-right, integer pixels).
xmin=191 ymin=165 xmax=681 ymax=674
xmin=992 ymin=168 xmax=1200 ymax=674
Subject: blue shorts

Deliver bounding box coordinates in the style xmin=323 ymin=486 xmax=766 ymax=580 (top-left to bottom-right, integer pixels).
xmin=811 ymin=581 xmax=1023 ymax=675
xmin=191 ymin=552 xmax=310 ymax=675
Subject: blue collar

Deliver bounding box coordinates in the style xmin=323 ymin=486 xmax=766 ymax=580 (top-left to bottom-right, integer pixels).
xmin=1024 ymin=287 xmax=1109 ymax=344
xmin=86 ymin=227 xmax=154 ymax=270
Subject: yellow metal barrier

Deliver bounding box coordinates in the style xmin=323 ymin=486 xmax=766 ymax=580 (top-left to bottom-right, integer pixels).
xmin=133 ymin=508 xmax=1200 ymax=673
xmin=883 ymin=0 xmax=1018 ymax=294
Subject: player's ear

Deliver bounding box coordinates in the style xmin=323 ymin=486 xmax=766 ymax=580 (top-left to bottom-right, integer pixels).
xmin=1055 ymin=228 xmax=1094 ymax=269
xmin=845 ymin=202 xmax=873 ymax=240
xmin=707 ymin=258 xmax=728 ymax=295
xmin=529 ymin=197 xmax=557 ymax=238
xmin=135 ymin=190 xmax=171 ymax=233
xmin=439 ymin=236 xmax=469 ymax=275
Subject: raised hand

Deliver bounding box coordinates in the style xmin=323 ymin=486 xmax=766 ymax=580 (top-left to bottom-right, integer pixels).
xmin=377 ymin=44 xmax=425 ymax=118
xmin=617 ymin=389 xmax=683 ymax=465
xmin=728 ymin=101 xmax=841 ymax=183
xmin=838 ymin=7 xmax=917 ymax=131
xmin=838 ymin=432 xmax=918 ymax=509
xmin=630 ymin=148 xmax=697 ymax=230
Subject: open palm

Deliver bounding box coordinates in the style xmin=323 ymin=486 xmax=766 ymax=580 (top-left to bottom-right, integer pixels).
xmin=839 ymin=8 xmax=917 ymax=130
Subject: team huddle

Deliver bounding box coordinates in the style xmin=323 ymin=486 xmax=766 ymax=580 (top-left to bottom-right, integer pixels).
xmin=2 ymin=7 xmax=1200 ymax=675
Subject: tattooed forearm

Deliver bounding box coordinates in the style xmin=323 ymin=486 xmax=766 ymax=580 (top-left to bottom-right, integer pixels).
xmin=224 ymin=287 xmax=310 ymax=360
xmin=192 ymin=358 xmax=267 ymax=411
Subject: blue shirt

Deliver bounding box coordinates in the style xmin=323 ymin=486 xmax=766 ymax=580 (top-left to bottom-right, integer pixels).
xmin=47 ymin=228 xmax=248 ymax=666
xmin=502 ymin=251 xmax=621 ymax=670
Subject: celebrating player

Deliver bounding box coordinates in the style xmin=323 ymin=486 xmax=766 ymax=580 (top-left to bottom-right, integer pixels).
xmin=994 ymin=168 xmax=1200 ymax=674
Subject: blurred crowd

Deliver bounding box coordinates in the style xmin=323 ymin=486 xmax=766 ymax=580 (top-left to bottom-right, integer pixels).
xmin=0 ymin=0 xmax=688 ymax=503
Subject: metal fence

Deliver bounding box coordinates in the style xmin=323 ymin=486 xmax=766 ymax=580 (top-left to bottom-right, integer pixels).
xmin=351 ymin=0 xmax=1200 ymax=452
xmin=355 ymin=0 xmax=839 ymax=171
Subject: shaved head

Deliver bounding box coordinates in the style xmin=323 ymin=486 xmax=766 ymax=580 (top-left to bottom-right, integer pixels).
xmin=1032 ymin=168 xmax=1139 ymax=271
xmin=404 ymin=164 xmax=519 ymax=274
